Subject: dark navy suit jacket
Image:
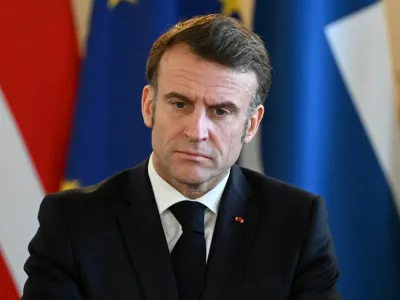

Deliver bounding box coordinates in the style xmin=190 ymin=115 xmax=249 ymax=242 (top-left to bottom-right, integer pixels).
xmin=22 ymin=159 xmax=341 ymax=300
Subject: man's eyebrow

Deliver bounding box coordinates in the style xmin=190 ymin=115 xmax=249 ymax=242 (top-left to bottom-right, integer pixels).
xmin=164 ymin=91 xmax=240 ymax=112
xmin=208 ymin=101 xmax=239 ymax=112
xmin=163 ymin=91 xmax=191 ymax=103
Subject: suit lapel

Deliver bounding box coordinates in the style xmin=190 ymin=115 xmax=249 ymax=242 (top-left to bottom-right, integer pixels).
xmin=201 ymin=164 xmax=259 ymax=300
xmin=115 ymin=160 xmax=179 ymax=300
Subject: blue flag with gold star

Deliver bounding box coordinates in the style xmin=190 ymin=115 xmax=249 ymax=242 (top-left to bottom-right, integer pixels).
xmin=65 ymin=0 xmax=176 ymax=187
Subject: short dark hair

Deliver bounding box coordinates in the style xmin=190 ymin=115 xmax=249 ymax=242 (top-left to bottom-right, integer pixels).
xmin=146 ymin=14 xmax=272 ymax=112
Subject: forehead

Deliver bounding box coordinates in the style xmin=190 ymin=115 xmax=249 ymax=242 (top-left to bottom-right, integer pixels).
xmin=157 ymin=44 xmax=257 ymax=102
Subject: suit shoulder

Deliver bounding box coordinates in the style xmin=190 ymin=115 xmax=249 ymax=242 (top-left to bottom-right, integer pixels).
xmin=240 ymin=166 xmax=317 ymax=204
xmin=44 ymin=168 xmax=133 ymax=205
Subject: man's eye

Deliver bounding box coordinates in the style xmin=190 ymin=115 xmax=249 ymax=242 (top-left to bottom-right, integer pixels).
xmin=174 ymin=102 xmax=186 ymax=109
xmin=215 ymin=108 xmax=228 ymax=116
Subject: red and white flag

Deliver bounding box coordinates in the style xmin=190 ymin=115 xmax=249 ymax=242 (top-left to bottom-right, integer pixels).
xmin=0 ymin=2 xmax=82 ymax=298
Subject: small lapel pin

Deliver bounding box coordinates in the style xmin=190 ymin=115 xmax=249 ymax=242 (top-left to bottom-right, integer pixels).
xmin=235 ymin=216 xmax=244 ymax=224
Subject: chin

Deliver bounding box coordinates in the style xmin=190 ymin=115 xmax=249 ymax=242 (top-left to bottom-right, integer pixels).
xmin=171 ymin=167 xmax=210 ymax=186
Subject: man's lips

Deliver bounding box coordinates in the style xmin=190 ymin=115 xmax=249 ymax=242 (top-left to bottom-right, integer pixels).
xmin=175 ymin=151 xmax=211 ymax=159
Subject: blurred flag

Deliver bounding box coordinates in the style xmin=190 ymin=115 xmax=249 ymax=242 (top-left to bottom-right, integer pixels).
xmin=63 ymin=0 xmax=178 ymax=188
xmin=384 ymin=0 xmax=400 ymax=122
xmin=0 ymin=1 xmax=80 ymax=299
xmin=241 ymin=0 xmax=400 ymax=299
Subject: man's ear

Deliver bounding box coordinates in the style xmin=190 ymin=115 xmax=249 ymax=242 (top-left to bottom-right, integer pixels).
xmin=242 ymin=105 xmax=264 ymax=144
xmin=142 ymin=85 xmax=154 ymax=128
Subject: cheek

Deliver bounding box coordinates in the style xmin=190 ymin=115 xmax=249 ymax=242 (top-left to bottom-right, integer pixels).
xmin=153 ymin=118 xmax=181 ymax=147
xmin=213 ymin=123 xmax=242 ymax=153
xmin=228 ymin=123 xmax=245 ymax=152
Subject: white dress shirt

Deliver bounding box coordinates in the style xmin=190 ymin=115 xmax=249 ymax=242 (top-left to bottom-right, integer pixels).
xmin=147 ymin=153 xmax=230 ymax=261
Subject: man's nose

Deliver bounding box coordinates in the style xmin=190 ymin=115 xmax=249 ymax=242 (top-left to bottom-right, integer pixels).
xmin=183 ymin=109 xmax=209 ymax=141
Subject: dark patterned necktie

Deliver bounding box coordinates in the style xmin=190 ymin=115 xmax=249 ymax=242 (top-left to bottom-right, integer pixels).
xmin=170 ymin=201 xmax=206 ymax=300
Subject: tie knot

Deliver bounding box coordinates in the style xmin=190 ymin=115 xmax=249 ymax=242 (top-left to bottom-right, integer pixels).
xmin=170 ymin=201 xmax=206 ymax=234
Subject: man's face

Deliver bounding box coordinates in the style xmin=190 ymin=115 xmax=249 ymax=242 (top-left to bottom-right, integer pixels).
xmin=142 ymin=44 xmax=264 ymax=189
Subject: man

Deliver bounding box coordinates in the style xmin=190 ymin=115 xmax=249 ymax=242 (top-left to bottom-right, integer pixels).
xmin=22 ymin=14 xmax=341 ymax=300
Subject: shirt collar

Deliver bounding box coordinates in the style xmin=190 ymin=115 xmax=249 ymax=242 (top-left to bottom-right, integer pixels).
xmin=148 ymin=153 xmax=230 ymax=215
